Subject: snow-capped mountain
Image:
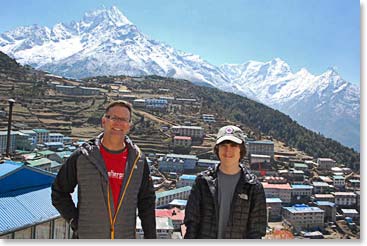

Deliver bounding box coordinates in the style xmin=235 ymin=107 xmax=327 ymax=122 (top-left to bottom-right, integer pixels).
xmin=0 ymin=6 xmax=230 ymax=89
xmin=0 ymin=6 xmax=360 ymax=151
xmin=220 ymin=59 xmax=360 ymax=151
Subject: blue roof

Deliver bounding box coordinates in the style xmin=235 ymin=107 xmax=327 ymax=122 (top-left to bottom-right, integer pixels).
xmin=156 ymin=186 xmax=192 ymax=199
xmin=179 ymin=174 xmax=196 ymax=181
xmin=314 ymin=201 xmax=335 ymax=207
xmin=284 ymin=204 xmax=324 ymax=213
xmin=0 ymin=163 xmax=23 ymax=177
xmin=0 ymin=164 xmax=55 ymax=194
xmin=266 ymin=198 xmax=282 ymax=203
xmin=169 ymin=199 xmax=187 ymax=206
xmin=0 ymin=187 xmax=78 ymax=234
xmin=291 ymin=184 xmax=313 ymax=189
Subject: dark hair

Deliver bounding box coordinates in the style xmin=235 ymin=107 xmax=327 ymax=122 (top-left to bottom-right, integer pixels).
xmin=213 ymin=140 xmax=247 ymax=161
xmin=105 ymin=100 xmax=133 ymax=121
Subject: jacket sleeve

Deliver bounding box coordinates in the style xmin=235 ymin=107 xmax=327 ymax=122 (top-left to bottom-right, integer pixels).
xmin=137 ymin=157 xmax=157 ymax=239
xmin=51 ymin=150 xmax=79 ymax=229
xmin=247 ymin=182 xmax=267 ymax=239
xmin=183 ymin=176 xmax=202 ymax=239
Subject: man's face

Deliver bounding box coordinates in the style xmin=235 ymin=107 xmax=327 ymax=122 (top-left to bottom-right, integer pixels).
xmin=101 ymin=105 xmax=131 ymax=139
xmin=218 ymin=141 xmax=241 ymax=164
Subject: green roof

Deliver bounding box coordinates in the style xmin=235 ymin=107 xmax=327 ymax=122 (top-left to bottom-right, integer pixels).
xmin=26 ymin=158 xmax=51 ymax=167
xmin=156 ymin=186 xmax=192 ymax=199
xmin=38 ymin=150 xmax=55 ymax=156
xmin=33 ymin=129 xmax=49 ymax=133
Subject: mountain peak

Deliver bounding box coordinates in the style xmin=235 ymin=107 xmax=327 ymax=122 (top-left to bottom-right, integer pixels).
xmin=82 ymin=5 xmax=132 ymax=27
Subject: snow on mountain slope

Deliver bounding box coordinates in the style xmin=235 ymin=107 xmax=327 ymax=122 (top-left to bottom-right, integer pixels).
xmin=0 ymin=6 xmax=360 ymax=151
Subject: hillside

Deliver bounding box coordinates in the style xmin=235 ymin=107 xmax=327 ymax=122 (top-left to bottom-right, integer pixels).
xmin=0 ymin=52 xmax=359 ymax=170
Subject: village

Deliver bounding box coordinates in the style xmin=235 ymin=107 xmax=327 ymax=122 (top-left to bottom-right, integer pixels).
xmin=0 ymin=74 xmax=360 ymax=239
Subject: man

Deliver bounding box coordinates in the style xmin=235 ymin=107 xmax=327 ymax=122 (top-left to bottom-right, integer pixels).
xmin=51 ymin=100 xmax=156 ymax=239
xmin=184 ymin=125 xmax=267 ymax=239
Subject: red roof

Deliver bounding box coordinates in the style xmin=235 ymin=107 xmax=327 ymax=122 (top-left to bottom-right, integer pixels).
xmin=262 ymin=182 xmax=292 ymax=190
xmin=174 ymin=136 xmax=192 ymax=140
xmin=155 ymin=207 xmax=185 ymax=220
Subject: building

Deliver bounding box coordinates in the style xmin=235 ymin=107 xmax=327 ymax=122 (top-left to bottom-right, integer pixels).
xmin=291 ymin=184 xmax=313 ymax=204
xmin=155 ymin=207 xmax=185 ymax=231
xmin=312 ymin=194 xmax=335 ymax=203
xmin=202 ymin=114 xmax=216 ymax=123
xmin=317 ymin=158 xmax=336 ymax=170
xmin=282 ymin=204 xmax=324 ymax=232
xmin=42 ymin=142 xmax=64 ymax=151
xmin=15 ymin=131 xmax=36 ymax=151
xmin=0 ymin=161 xmax=76 ymax=239
xmin=314 ymin=201 xmax=336 ymax=222
xmin=158 ymin=154 xmax=198 ymax=174
xmin=266 ymin=198 xmax=282 ymax=222
xmin=145 ymin=98 xmax=168 ymax=111
xmin=246 ymin=140 xmax=274 ymax=158
xmin=332 ymin=175 xmax=345 ymax=188
xmin=197 ymin=159 xmax=220 ymax=169
xmin=312 ymin=181 xmax=332 ymax=194
xmin=136 ymin=217 xmax=174 ymax=239
xmin=262 ymin=182 xmax=292 ymax=204
xmin=155 ymin=186 xmax=192 ymax=208
xmin=333 ymin=192 xmax=357 ymax=207
xmin=341 ymin=209 xmax=359 ymax=221
xmin=0 ymin=131 xmax=16 ymax=155
xmin=293 ymin=163 xmax=309 ymax=172
xmin=171 ymin=126 xmax=204 ymax=142
xmin=48 ymin=133 xmax=64 ymax=143
xmin=176 ymin=175 xmax=196 ymax=188
xmin=173 ymin=136 xmax=192 ymax=148
xmin=26 ymin=158 xmax=52 ymax=172
xmin=33 ymin=129 xmax=50 ymax=144
xmin=55 ymin=85 xmax=100 ymax=95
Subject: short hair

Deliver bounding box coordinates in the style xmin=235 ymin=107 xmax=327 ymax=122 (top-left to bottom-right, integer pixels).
xmin=105 ymin=100 xmax=133 ymax=120
xmin=213 ymin=140 xmax=247 ymax=162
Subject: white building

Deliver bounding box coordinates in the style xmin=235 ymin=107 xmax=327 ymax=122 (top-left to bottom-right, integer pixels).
xmin=282 ymin=204 xmax=324 ymax=232
xmin=317 ymin=158 xmax=336 ymax=170
xmin=333 ymin=192 xmax=357 ymax=207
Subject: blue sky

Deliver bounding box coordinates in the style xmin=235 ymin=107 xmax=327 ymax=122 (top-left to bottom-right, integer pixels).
xmin=0 ymin=0 xmax=361 ymax=85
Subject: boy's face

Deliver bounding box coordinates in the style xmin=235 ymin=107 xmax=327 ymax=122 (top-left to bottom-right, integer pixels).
xmin=218 ymin=140 xmax=241 ymax=164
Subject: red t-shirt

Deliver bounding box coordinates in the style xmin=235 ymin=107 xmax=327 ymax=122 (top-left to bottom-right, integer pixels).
xmin=100 ymin=144 xmax=128 ymax=210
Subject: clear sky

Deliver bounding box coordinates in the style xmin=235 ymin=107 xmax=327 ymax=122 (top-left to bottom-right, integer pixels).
xmin=0 ymin=0 xmax=361 ymax=85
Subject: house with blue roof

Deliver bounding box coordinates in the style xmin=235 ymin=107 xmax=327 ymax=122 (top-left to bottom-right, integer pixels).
xmin=314 ymin=201 xmax=336 ymax=222
xmin=282 ymin=204 xmax=324 ymax=232
xmin=156 ymin=186 xmax=192 ymax=208
xmin=0 ymin=161 xmax=76 ymax=239
xmin=266 ymin=198 xmax=283 ymax=222
xmin=176 ymin=174 xmax=196 ymax=188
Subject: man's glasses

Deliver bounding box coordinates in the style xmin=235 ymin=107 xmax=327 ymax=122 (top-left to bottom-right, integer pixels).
xmin=104 ymin=115 xmax=130 ymax=123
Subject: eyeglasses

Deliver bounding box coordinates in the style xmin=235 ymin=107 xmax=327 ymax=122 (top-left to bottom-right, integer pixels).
xmin=104 ymin=115 xmax=130 ymax=123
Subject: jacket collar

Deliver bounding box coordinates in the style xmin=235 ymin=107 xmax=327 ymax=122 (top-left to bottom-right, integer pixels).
xmin=79 ymin=132 xmax=140 ymax=182
xmin=204 ymin=163 xmax=258 ymax=185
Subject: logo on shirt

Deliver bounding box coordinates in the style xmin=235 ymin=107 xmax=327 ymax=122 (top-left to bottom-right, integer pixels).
xmin=238 ymin=193 xmax=248 ymax=200
xmin=108 ymin=169 xmax=124 ymax=180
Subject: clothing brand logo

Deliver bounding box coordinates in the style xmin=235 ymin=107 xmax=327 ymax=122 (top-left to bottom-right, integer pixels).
xmin=238 ymin=193 xmax=248 ymax=200
xmin=225 ymin=127 xmax=234 ymax=134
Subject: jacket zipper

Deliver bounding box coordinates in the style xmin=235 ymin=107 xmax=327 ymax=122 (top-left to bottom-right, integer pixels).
xmin=107 ymin=148 xmax=141 ymax=239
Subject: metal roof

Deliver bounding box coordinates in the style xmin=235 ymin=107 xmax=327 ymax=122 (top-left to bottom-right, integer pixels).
xmin=0 ymin=163 xmax=23 ymax=177
xmin=266 ymin=198 xmax=282 ymax=203
xmin=169 ymin=199 xmax=187 ymax=206
xmin=179 ymin=174 xmax=196 ymax=181
xmin=156 ymin=186 xmax=192 ymax=199
xmin=0 ymin=187 xmax=77 ymax=235
xmin=0 ymin=164 xmax=55 ymax=194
